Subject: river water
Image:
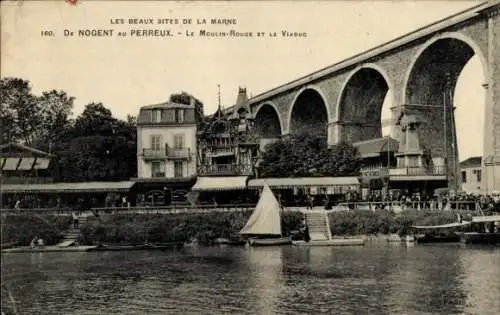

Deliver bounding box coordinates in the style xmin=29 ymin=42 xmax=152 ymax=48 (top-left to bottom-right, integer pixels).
xmin=1 ymin=244 xmax=499 ymax=315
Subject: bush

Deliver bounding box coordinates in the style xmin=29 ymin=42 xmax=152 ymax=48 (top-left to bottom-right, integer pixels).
xmin=1 ymin=214 xmax=72 ymax=245
xmin=328 ymin=209 xmax=473 ymax=236
xmin=78 ymin=210 xmax=305 ymax=245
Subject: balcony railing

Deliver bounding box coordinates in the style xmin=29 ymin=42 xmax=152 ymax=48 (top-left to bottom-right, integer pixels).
xmin=389 ymin=165 xmax=447 ymax=176
xmin=152 ymin=172 xmax=165 ymax=178
xmin=167 ymin=148 xmax=190 ymax=159
xmin=197 ymin=164 xmax=253 ymax=176
xmin=360 ymin=165 xmax=447 ymax=177
xmin=143 ymin=148 xmax=166 ymax=158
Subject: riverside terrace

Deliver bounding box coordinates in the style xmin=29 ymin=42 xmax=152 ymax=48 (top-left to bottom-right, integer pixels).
xmin=1 ymin=175 xmax=499 ymax=213
xmin=0 ymin=197 xmax=494 ymax=216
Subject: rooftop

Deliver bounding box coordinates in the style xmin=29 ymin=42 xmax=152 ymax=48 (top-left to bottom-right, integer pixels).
xmin=0 ymin=142 xmax=54 ymax=157
xmin=353 ymin=137 xmax=399 ymax=158
xmin=140 ymin=101 xmax=194 ymax=110
xmin=460 ymin=156 xmax=482 ymax=168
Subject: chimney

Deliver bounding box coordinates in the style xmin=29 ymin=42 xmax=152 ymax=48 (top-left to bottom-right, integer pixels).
xmin=189 ymin=96 xmax=195 ymax=106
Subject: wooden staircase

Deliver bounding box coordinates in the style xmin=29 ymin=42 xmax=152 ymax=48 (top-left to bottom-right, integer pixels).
xmin=56 ymin=214 xmax=89 ymax=247
xmin=305 ymin=210 xmax=332 ymax=241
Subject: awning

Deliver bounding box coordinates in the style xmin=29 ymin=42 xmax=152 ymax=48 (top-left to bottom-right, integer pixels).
xmin=1 ymin=181 xmax=136 ymax=194
xmin=191 ymin=176 xmax=248 ymax=191
xmin=247 ymin=177 xmax=359 ymax=190
xmin=390 ymin=175 xmax=447 ymax=181
xmin=472 ymin=215 xmax=500 ymax=223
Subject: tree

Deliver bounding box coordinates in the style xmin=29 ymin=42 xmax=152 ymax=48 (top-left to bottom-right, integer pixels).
xmin=1 ymin=77 xmax=138 ymax=182
xmin=33 ymin=90 xmax=74 ymax=150
xmin=0 ymin=78 xmax=75 ymax=147
xmin=53 ymin=103 xmax=138 ymax=181
xmin=0 ymin=78 xmax=41 ymax=145
xmin=74 ymin=102 xmax=115 ymax=137
xmin=258 ymin=133 xmax=361 ymax=177
xmin=169 ymin=91 xmax=205 ymax=125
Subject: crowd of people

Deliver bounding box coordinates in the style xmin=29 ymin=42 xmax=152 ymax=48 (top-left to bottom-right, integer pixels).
xmin=342 ymin=190 xmax=500 ymax=212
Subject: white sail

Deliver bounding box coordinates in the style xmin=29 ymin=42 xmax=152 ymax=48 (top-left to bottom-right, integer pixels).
xmin=240 ymin=183 xmax=282 ymax=236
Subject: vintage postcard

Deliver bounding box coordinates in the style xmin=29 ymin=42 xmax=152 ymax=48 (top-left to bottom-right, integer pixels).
xmin=1 ymin=1 xmax=499 ymax=314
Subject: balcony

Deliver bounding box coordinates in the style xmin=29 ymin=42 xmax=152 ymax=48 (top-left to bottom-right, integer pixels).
xmin=197 ymin=164 xmax=253 ymax=176
xmin=142 ymin=148 xmax=167 ymax=159
xmin=152 ymin=172 xmax=165 ymax=178
xmin=389 ymin=165 xmax=447 ymax=176
xmin=167 ymin=148 xmax=191 ymax=160
xmin=360 ymin=165 xmax=447 ymax=178
xmin=360 ymin=166 xmax=389 ymax=177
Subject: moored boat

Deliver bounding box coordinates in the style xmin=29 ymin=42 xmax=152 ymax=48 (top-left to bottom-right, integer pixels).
xmin=292 ymin=238 xmax=364 ymax=246
xmin=459 ymin=214 xmax=500 ymax=245
xmin=412 ymin=221 xmax=471 ymax=244
xmin=249 ymin=237 xmax=292 ymax=246
xmin=240 ymin=183 xmax=292 ymax=246
xmin=89 ymin=242 xmax=184 ymax=251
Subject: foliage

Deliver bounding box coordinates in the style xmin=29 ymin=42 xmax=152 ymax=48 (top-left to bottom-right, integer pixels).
xmin=259 ymin=132 xmax=361 ymax=177
xmin=328 ymin=209 xmax=473 ymax=236
xmin=53 ymin=104 xmax=138 ymax=181
xmin=1 ymin=214 xmax=72 ymax=245
xmin=1 ymin=78 xmax=73 ymax=146
xmin=1 ymin=77 xmax=138 ymax=182
xmin=78 ymin=211 xmax=303 ymax=245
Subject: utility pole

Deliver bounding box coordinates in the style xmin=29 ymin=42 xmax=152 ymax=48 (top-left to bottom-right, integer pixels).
xmin=443 ymin=73 xmax=450 ymax=190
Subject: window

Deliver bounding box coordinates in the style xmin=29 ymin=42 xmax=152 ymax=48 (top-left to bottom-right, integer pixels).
xmin=174 ymin=161 xmax=183 ymax=177
xmin=406 ymin=157 xmax=419 ymax=168
xmin=151 ymin=135 xmax=161 ymax=150
xmin=461 ymin=171 xmax=467 ymax=183
xmin=473 ymin=169 xmax=482 ymax=182
xmin=174 ymin=134 xmax=185 ymax=149
xmin=176 ymin=109 xmax=184 ymax=122
xmin=153 ymin=110 xmax=162 ymax=123
xmin=151 ymin=161 xmax=164 ymax=177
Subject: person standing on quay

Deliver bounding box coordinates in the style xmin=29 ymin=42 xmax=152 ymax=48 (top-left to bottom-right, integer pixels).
xmin=72 ymin=211 xmax=79 ymax=229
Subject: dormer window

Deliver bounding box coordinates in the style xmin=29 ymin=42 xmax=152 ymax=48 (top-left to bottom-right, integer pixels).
xmin=176 ymin=109 xmax=184 ymax=122
xmin=153 ymin=109 xmax=161 ymax=123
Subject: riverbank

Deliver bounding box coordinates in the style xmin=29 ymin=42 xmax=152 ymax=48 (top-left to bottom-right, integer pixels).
xmin=1 ymin=209 xmax=474 ymax=247
xmin=78 ymin=211 xmax=303 ymax=246
xmin=328 ymin=209 xmax=473 ymax=237
xmin=1 ymin=214 xmax=72 ymax=246
xmin=78 ymin=209 xmax=472 ymax=245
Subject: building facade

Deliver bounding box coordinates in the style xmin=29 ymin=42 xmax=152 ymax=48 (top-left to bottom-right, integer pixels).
xmin=196 ymin=87 xmax=260 ymax=177
xmin=460 ymin=156 xmax=482 ymax=194
xmin=135 ymin=98 xmax=200 ymax=205
xmin=354 ymin=112 xmax=449 ymax=199
xmin=191 ymin=87 xmax=261 ymax=204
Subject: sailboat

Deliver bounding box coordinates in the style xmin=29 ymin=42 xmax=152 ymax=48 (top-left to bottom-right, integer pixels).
xmin=239 ymin=183 xmax=292 ymax=246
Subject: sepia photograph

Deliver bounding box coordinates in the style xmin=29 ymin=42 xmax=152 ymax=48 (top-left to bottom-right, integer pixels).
xmin=1 ymin=0 xmax=499 ymax=314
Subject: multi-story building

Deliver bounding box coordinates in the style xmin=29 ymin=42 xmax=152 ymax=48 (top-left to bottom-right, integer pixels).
xmin=460 ymin=156 xmax=482 ymax=194
xmin=354 ymin=112 xmax=448 ymax=199
xmin=191 ymin=87 xmax=260 ymax=204
xmin=134 ymin=97 xmax=200 ymax=205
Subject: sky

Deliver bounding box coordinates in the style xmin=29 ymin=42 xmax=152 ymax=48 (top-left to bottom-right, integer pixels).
xmin=1 ymin=0 xmax=486 ymax=160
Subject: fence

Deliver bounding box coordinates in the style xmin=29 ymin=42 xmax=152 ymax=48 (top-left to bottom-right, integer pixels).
xmin=0 ymin=200 xmax=485 ymax=216
xmin=334 ymin=200 xmax=481 ymax=212
xmin=0 ymin=204 xmax=256 ymax=215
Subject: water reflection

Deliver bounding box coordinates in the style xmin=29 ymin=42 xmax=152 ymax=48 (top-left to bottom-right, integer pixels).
xmin=460 ymin=247 xmax=500 ymax=315
xmin=245 ymin=247 xmax=284 ymax=315
xmin=1 ymin=245 xmax=499 ymax=315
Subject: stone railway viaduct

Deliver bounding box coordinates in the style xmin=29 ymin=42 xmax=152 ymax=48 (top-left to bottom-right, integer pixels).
xmin=226 ymin=1 xmax=500 ymax=193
